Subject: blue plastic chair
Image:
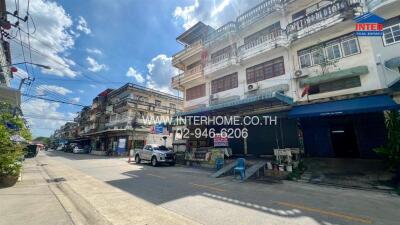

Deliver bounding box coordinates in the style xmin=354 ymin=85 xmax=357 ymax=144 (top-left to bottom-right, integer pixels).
xmin=215 ymin=158 xmax=224 ymax=170
xmin=233 ymin=158 xmax=246 ymax=180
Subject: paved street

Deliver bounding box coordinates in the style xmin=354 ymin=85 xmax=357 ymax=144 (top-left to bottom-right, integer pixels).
xmin=3 ymin=150 xmax=396 ymax=225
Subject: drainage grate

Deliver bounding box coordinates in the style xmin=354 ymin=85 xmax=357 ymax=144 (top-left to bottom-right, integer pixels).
xmin=46 ymin=177 xmax=66 ymax=183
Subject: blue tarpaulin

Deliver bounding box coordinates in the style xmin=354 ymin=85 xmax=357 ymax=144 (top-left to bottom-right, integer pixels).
xmin=288 ymin=95 xmax=399 ymax=118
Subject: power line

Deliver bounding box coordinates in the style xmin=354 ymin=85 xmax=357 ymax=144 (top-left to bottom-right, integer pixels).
xmin=22 ymin=94 xmax=86 ymax=107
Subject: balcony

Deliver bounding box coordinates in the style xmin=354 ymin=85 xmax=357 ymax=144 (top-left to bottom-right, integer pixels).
xmin=286 ymin=0 xmax=360 ymax=39
xmin=171 ymin=64 xmax=203 ymax=90
xmin=205 ymin=22 xmax=236 ymax=45
xmin=204 ymin=51 xmax=238 ymax=76
xmin=172 ymin=40 xmax=203 ymax=69
xmin=236 ymin=0 xmax=283 ymax=30
xmin=238 ymin=29 xmax=288 ymax=61
xmin=367 ymin=0 xmax=400 ymax=14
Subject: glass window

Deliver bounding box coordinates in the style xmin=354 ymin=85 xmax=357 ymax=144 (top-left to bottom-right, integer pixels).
xmin=246 ymin=57 xmax=285 ymax=83
xmin=211 ymin=73 xmax=238 ymax=94
xmin=326 ymin=44 xmax=341 ymax=60
xmin=155 ymin=100 xmax=161 ymax=106
xmin=299 ymin=53 xmax=311 ymax=68
xmin=341 ymin=39 xmax=359 ymax=56
xmin=312 ymin=50 xmax=324 ymax=66
xmin=186 ymin=84 xmax=206 ymax=101
xmin=383 ymin=24 xmax=400 ymax=45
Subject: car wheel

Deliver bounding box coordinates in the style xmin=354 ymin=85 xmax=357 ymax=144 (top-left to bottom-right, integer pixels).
xmin=151 ymin=157 xmax=158 ymax=167
xmin=135 ymin=155 xmax=141 ymax=164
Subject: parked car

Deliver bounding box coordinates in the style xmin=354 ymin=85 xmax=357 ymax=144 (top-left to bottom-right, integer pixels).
xmin=56 ymin=144 xmax=65 ymax=151
xmin=134 ymin=144 xmax=175 ymax=166
xmin=64 ymin=143 xmax=76 ymax=153
xmin=73 ymin=145 xmax=89 ymax=154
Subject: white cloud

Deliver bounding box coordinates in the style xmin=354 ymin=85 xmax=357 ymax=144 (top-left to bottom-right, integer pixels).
xmin=90 ymin=84 xmax=96 ymax=88
xmin=173 ymin=0 xmax=260 ymax=30
xmin=78 ymin=89 xmax=84 ymax=93
xmin=86 ymin=48 xmax=103 ymax=55
xmin=6 ymin=0 xmax=78 ymax=77
xmin=145 ymin=54 xmax=178 ymax=94
xmin=126 ymin=67 xmax=145 ymax=83
xmin=76 ymin=16 xmax=91 ymax=34
xmin=21 ymin=99 xmax=75 ymax=137
xmin=36 ymin=85 xmax=72 ymax=96
xmin=86 ymin=56 xmax=108 ymax=72
xmin=71 ymin=97 xmax=80 ymax=103
xmin=173 ymin=0 xmax=200 ymax=30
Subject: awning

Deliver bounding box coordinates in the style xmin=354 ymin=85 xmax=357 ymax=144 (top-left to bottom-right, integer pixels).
xmin=288 ymin=95 xmax=399 ymax=118
xmin=176 ymin=91 xmax=293 ymax=117
xmin=385 ymin=57 xmax=400 ymax=68
xmin=300 ymin=66 xmax=369 ymax=87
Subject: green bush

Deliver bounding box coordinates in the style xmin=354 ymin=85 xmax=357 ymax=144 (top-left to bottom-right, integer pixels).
xmin=374 ymin=111 xmax=400 ymax=169
xmin=0 ymin=102 xmax=30 ymax=177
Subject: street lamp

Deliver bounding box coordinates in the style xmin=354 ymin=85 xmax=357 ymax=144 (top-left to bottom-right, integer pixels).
xmin=1 ymin=62 xmax=52 ymax=70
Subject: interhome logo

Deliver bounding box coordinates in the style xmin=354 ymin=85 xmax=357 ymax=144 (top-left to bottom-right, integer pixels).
xmin=354 ymin=12 xmax=385 ymax=36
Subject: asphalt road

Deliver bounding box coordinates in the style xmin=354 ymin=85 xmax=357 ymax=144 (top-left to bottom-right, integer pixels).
xmin=43 ymin=150 xmax=400 ymax=225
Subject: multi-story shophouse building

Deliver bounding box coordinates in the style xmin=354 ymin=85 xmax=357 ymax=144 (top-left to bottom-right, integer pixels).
xmin=172 ymin=0 xmax=400 ymax=159
xmin=0 ymin=0 xmax=19 ymax=109
xmin=101 ymin=83 xmax=183 ymax=155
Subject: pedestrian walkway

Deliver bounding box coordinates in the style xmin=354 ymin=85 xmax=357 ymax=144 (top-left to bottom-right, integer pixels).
xmin=0 ymin=158 xmax=73 ymax=225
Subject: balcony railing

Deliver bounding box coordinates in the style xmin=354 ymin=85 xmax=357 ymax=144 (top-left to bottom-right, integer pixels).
xmin=286 ymin=0 xmax=357 ymax=35
xmin=236 ymin=0 xmax=283 ymax=29
xmin=172 ymin=40 xmax=203 ymax=63
xmin=204 ymin=51 xmax=238 ymax=75
xmin=205 ymin=22 xmax=236 ymax=44
xmin=238 ymin=29 xmax=286 ymax=58
xmin=171 ymin=64 xmax=203 ymax=84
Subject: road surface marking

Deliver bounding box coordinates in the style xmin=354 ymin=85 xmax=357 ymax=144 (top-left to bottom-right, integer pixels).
xmin=190 ymin=183 xmax=226 ymax=192
xmin=276 ymin=201 xmax=372 ymax=224
xmin=146 ymin=173 xmax=165 ymax=179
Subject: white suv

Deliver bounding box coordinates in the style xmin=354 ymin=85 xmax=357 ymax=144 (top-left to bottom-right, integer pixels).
xmin=134 ymin=144 xmax=176 ymax=166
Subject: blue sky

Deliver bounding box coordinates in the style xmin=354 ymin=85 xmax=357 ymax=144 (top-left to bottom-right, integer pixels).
xmin=6 ymin=0 xmax=260 ymax=137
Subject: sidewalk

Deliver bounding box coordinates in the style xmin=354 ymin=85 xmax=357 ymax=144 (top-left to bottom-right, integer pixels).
xmin=7 ymin=152 xmax=199 ymax=225
xmin=0 ymin=158 xmax=73 ymax=225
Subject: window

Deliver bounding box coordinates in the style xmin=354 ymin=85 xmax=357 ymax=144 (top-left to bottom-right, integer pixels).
xmin=246 ymin=57 xmax=285 ymax=84
xmin=383 ymin=24 xmax=400 ymax=45
xmin=155 ymin=100 xmax=161 ymax=106
xmin=170 ymin=103 xmax=176 ymax=109
xmin=312 ymin=49 xmax=324 ymax=65
xmin=244 ymin=22 xmax=281 ymax=44
xmin=325 ymin=43 xmax=341 ymax=60
xmin=211 ymin=73 xmax=238 ymax=94
xmin=297 ymin=33 xmax=360 ymax=68
xmin=341 ymin=39 xmax=359 ymax=56
xmin=186 ymin=84 xmax=206 ymax=101
xmin=292 ymin=9 xmax=306 ymax=21
xmin=299 ymin=54 xmax=311 ymax=68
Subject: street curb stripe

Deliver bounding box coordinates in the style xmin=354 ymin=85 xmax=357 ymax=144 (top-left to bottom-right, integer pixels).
xmin=190 ymin=183 xmax=226 ymax=192
xmin=276 ymin=201 xmax=373 ymax=224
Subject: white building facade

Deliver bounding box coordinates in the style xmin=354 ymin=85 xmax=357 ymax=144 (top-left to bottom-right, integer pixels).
xmin=172 ymin=0 xmax=400 ymax=158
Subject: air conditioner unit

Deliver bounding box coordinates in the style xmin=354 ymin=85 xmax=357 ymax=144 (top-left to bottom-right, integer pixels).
xmin=294 ymin=68 xmax=310 ymax=78
xmin=246 ymin=83 xmax=259 ymax=92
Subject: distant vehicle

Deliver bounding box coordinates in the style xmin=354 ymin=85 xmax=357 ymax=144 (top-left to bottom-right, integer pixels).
xmin=73 ymin=145 xmax=89 ymax=154
xmin=64 ymin=143 xmax=76 ymax=153
xmin=24 ymin=144 xmax=39 ymax=158
xmin=56 ymin=144 xmax=65 ymax=151
xmin=134 ymin=144 xmax=175 ymax=167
